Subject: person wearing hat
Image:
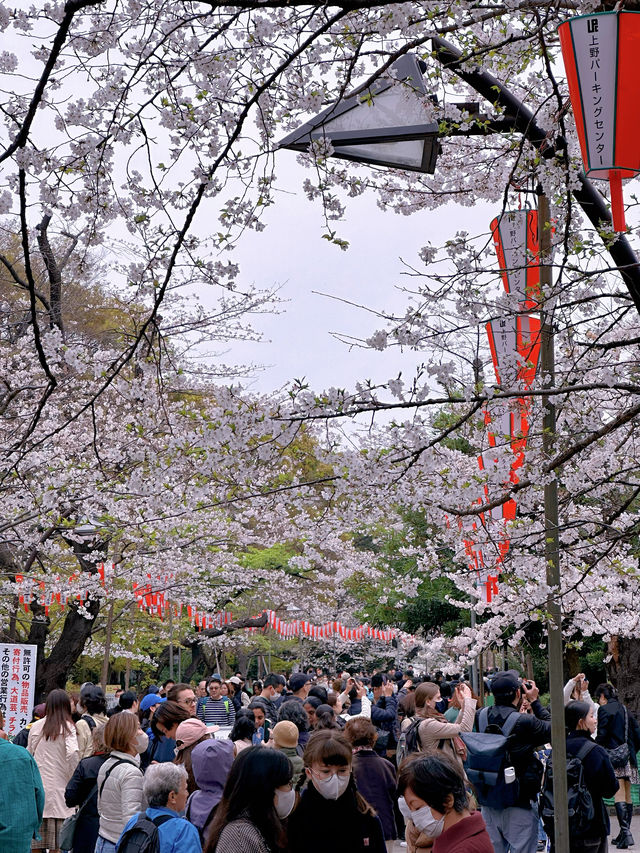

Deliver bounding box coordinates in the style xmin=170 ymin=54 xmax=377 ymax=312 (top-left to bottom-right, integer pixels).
xmin=197 ymin=675 xmax=236 ymax=727
xmin=185 ymin=738 xmax=235 ymax=843
xmin=173 ymin=718 xmax=211 ymax=794
xmin=474 ymin=670 xmax=551 ymax=853
xmin=76 ymin=684 xmax=109 ymax=759
xmin=139 ymin=693 xmax=166 ymax=735
xmin=288 ymin=672 xmax=312 ymax=701
xmin=271 ymin=720 xmax=305 ymax=786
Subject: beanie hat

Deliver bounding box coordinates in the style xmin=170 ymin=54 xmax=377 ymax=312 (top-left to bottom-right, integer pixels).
xmin=272 ymin=720 xmax=299 ymax=748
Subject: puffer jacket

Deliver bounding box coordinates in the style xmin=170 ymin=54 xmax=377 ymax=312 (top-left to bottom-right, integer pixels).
xmin=96 ymin=750 xmax=144 ymax=843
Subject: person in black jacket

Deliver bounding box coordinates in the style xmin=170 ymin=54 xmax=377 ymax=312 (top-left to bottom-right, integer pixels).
xmin=288 ymin=729 xmax=386 ymax=853
xmin=370 ymin=675 xmax=399 ymax=758
xmin=476 ymin=670 xmax=552 ymax=853
xmin=594 ymin=683 xmax=640 ymax=849
xmin=64 ymin=726 xmax=110 ymax=853
xmin=564 ymin=701 xmax=618 ymax=853
xmin=345 ymin=717 xmax=397 ymax=849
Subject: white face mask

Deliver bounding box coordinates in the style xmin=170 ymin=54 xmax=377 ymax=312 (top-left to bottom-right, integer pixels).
xmin=411 ymin=804 xmax=445 ymax=837
xmin=136 ymin=731 xmax=149 ymax=754
xmin=274 ymin=787 xmax=296 ymax=819
xmin=312 ymin=771 xmax=350 ymax=800
xmin=398 ymin=796 xmax=412 ymax=822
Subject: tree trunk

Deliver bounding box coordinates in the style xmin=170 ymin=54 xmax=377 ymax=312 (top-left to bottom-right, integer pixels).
xmin=607 ymin=636 xmax=640 ymax=718
xmin=35 ymin=596 xmax=101 ymax=698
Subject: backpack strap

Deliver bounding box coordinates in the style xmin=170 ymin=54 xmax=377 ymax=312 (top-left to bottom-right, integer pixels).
xmin=152 ymin=814 xmax=175 ymax=827
xmin=478 ymin=707 xmax=489 ymax=733
xmin=501 ymin=711 xmax=520 ymax=737
xmin=98 ymin=758 xmax=134 ymax=798
xmin=575 ymin=740 xmax=597 ymax=762
xmin=82 ymin=714 xmax=97 ymax=730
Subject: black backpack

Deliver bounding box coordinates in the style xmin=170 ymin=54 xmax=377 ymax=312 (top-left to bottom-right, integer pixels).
xmin=540 ymin=740 xmax=596 ymax=841
xmin=82 ymin=713 xmax=97 ymax=730
xmin=117 ymin=813 xmax=175 ymax=853
xmin=396 ymin=717 xmax=422 ymax=765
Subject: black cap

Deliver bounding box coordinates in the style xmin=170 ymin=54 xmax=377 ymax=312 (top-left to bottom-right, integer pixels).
xmin=490 ymin=670 xmax=521 ymax=695
xmin=289 ymin=673 xmax=311 ymax=692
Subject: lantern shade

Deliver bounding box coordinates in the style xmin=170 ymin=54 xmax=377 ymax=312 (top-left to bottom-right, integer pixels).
xmin=490 ymin=209 xmax=540 ymax=309
xmin=278 ymin=54 xmax=440 ymax=173
xmin=485 ymin=313 xmax=541 ymax=389
xmin=558 ymin=11 xmax=640 ymax=230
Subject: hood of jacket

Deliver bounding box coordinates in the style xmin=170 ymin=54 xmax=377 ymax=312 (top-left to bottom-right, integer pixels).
xmin=187 ymin=738 xmax=235 ymax=828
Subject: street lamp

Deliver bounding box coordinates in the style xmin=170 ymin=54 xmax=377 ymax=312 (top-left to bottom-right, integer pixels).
xmin=278 ymin=54 xmax=440 ymax=174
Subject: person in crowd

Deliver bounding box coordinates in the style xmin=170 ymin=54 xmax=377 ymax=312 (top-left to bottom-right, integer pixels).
xmin=0 ymin=733 xmax=44 ymax=852
xmin=167 ymin=682 xmax=198 ymax=717
xmin=398 ymin=752 xmax=493 ymax=853
xmin=345 ymin=717 xmax=397 ymax=852
xmin=412 ymin=681 xmax=475 ymax=771
xmin=259 ymin=675 xmax=282 ymax=723
xmin=230 ymin=710 xmax=257 ymax=754
xmin=76 ymin=683 xmax=109 ymax=759
xmin=476 ymin=670 xmax=551 ymax=853
xmin=118 ymin=690 xmax=139 ymax=715
xmin=226 ymin=679 xmax=241 ymax=713
xmin=64 ymin=725 xmax=111 ymax=853
xmin=338 ymin=680 xmax=371 ymax=723
xmin=118 ymin=763 xmax=201 ymax=852
xmin=594 ymin=682 xmax=640 ymax=848
xmin=139 ymin=692 xmax=165 ymax=732
xmin=198 ymin=674 xmax=236 ymax=727
xmin=277 ymin=698 xmax=310 ymax=752
xmin=303 ymin=696 xmax=322 ymax=728
xmin=286 ymin=672 xmax=312 ymax=702
xmin=196 ymin=680 xmax=207 ymax=697
xmin=249 ymin=697 xmax=273 ymax=744
xmin=563 ymin=700 xmax=619 ymax=853
xmin=398 ymin=690 xmax=417 ymax=729
xmin=308 ymin=684 xmax=328 ymax=705
xmin=564 ymin=673 xmax=596 ymax=708
xmin=186 ymin=738 xmax=235 ymax=843
xmin=252 ymin=680 xmax=264 ymax=698
xmin=13 ymin=702 xmax=46 ymax=748
xmin=205 ymin=745 xmax=294 ymax=853
xmin=370 ymin=674 xmax=399 ymax=757
xmin=95 ymin=711 xmax=145 ymax=852
xmin=270 ymin=720 xmax=305 ymax=787
xmin=314 ymin=703 xmax=341 ymax=730
xmin=173 ymin=717 xmax=211 ymax=793
xmin=288 ymin=729 xmax=385 ymax=853
xmin=142 ymin=700 xmax=191 ymax=769
xmin=160 ymin=679 xmax=176 ymax=698
xmin=221 ymin=681 xmax=231 ymax=698
xmin=28 ymin=688 xmax=79 ymax=853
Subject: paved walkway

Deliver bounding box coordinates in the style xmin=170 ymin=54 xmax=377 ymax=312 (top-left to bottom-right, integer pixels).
xmin=389 ymin=813 xmax=640 ymax=851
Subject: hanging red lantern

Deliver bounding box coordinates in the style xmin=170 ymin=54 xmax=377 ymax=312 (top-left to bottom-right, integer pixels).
xmin=558 ymin=11 xmax=640 ymax=232
xmin=490 ymin=209 xmax=540 ymax=309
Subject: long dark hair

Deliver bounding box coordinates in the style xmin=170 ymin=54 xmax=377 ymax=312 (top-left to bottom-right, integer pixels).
xmin=42 ymin=689 xmax=74 ymax=741
xmin=565 ymin=700 xmax=591 ymax=731
xmin=205 ymin=746 xmax=292 ymax=852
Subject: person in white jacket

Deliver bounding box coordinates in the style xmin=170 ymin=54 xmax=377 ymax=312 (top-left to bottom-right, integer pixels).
xmin=564 ymin=672 xmax=598 ymax=715
xmin=28 ymin=688 xmax=79 ymax=853
xmin=95 ymin=711 xmax=146 ymax=853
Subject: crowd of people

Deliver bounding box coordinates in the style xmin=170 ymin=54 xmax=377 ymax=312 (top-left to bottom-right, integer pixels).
xmin=2 ymin=665 xmax=640 ymax=853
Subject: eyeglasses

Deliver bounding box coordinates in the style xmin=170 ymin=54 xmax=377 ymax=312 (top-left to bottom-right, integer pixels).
xmin=183 ymin=697 xmax=196 ymax=706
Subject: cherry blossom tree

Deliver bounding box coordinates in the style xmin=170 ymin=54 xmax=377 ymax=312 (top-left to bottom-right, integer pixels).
xmin=1 ymin=0 xmax=640 ymax=697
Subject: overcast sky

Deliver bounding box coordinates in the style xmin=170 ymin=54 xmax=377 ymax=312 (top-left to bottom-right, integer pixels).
xmin=221 ymin=159 xmax=493 ymax=397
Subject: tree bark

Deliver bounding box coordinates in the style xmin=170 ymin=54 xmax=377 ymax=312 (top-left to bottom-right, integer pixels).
xmin=607 ymin=636 xmax=640 ymax=718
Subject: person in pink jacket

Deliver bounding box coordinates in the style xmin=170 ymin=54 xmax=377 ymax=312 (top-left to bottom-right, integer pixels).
xmin=398 ymin=752 xmax=493 ymax=853
xmin=28 ymin=689 xmax=79 ymax=853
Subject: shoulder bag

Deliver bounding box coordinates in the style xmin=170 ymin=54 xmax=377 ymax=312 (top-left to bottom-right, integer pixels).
xmin=608 ymin=707 xmax=630 ymax=769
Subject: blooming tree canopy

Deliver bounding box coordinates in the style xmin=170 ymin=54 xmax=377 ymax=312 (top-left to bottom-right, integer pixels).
xmin=1 ymin=0 xmax=640 ymax=688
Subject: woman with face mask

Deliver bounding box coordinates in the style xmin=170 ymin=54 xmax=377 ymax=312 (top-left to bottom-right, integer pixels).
xmin=397 ymin=753 xmax=493 ymax=853
xmin=287 ymin=729 xmax=386 ymax=853
xmin=205 ymin=746 xmax=294 ymax=853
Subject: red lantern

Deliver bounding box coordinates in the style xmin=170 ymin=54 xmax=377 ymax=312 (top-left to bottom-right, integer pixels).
xmin=558 ymin=11 xmax=640 ymax=232
xmin=491 ymin=209 xmax=540 ymax=309
xmin=486 ymin=314 xmax=541 ymax=389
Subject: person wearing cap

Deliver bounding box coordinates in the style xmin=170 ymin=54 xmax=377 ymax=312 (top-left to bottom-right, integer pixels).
xmin=76 ymin=684 xmax=109 ymax=759
xmin=475 ymin=670 xmax=551 ymax=853
xmin=288 ymin=672 xmax=312 ymax=701
xmin=257 ymin=675 xmax=281 ymax=724
xmin=271 ymin=720 xmax=305 ymax=786
xmin=370 ymin=674 xmax=399 ymax=758
xmin=197 ymin=674 xmax=236 ymax=727
xmin=173 ymin=718 xmax=211 ymax=793
xmin=139 ymin=692 xmax=166 ymax=728
xmin=186 ymin=738 xmax=235 ymax=843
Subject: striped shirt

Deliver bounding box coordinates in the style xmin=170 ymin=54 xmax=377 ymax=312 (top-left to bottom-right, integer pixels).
xmin=197 ymin=696 xmax=236 ymax=727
